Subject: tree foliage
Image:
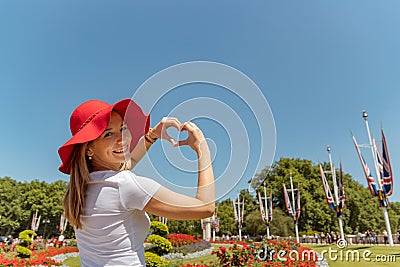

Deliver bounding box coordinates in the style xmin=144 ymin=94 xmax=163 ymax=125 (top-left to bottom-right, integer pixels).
xmin=0 ymin=177 xmax=72 ymax=238
xmin=250 ymin=157 xmax=400 ymax=235
xmin=1 ymin=157 xmax=400 ymax=240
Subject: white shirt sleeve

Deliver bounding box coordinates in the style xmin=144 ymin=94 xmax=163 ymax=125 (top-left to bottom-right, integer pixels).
xmin=118 ymin=171 xmax=161 ymax=210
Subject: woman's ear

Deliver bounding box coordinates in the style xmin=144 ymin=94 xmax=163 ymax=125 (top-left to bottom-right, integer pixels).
xmin=86 ymin=148 xmax=94 ymax=157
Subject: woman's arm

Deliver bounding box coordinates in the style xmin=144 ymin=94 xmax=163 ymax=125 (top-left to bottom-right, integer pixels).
xmin=129 ymin=136 xmax=152 ymax=168
xmin=144 ymin=121 xmax=215 ymax=220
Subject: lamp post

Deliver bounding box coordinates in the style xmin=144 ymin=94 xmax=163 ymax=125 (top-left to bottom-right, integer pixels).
xmin=42 ymin=219 xmax=50 ymax=239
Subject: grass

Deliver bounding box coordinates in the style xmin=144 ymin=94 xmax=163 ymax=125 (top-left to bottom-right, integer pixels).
xmin=180 ymin=253 xmax=218 ymax=265
xmin=62 ymin=256 xmax=80 ymax=267
xmin=62 ymin=255 xmax=219 ymax=267
xmin=61 ymin=250 xmax=218 ymax=267
xmin=306 ymin=244 xmax=400 ymax=267
xmin=61 ymin=249 xmax=218 ymax=267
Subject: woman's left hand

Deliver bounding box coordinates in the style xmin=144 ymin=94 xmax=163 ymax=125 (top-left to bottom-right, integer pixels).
xmin=150 ymin=117 xmax=183 ymax=146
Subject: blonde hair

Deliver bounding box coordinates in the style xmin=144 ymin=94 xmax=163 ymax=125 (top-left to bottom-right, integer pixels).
xmin=62 ymin=143 xmax=91 ymax=229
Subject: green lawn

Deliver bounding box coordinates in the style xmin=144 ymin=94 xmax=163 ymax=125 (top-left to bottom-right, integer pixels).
xmin=63 ymin=256 xmax=80 ymax=267
xmin=62 ymin=250 xmax=218 ymax=267
xmin=306 ymin=244 xmax=400 ymax=267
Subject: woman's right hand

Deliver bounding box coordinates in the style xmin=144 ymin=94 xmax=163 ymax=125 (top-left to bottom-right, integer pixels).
xmin=177 ymin=121 xmax=209 ymax=155
xmin=150 ymin=117 xmax=182 ymax=146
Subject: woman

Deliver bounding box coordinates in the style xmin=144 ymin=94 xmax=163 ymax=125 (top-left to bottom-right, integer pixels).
xmin=58 ymin=99 xmax=215 ymax=266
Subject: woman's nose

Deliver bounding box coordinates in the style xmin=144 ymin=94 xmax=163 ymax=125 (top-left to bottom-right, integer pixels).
xmin=116 ymin=131 xmax=123 ymax=143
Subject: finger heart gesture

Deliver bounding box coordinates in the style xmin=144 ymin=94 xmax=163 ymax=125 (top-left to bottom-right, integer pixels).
xmin=151 ymin=118 xmax=205 ymax=151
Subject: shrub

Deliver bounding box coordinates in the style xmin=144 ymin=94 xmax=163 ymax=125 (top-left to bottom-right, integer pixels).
xmin=214 ymin=243 xmax=253 ymax=267
xmin=18 ymin=230 xmax=36 ymax=247
xmin=16 ymin=229 xmax=37 ymax=258
xmin=145 ymin=251 xmax=169 ymax=267
xmin=16 ymin=245 xmax=32 ymax=258
xmin=150 ymin=221 xmax=169 ymax=238
xmin=147 ymin=234 xmax=172 ymax=256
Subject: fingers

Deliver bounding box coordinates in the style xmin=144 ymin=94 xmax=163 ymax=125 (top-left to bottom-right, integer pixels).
xmin=152 ymin=118 xmax=204 ymax=148
xmin=162 ymin=118 xmax=182 ymax=145
xmin=176 ymin=121 xmax=205 ymax=150
xmin=152 ymin=117 xmax=182 ymax=146
xmin=157 ymin=117 xmax=182 ymax=134
xmin=175 ymin=122 xmax=191 ymax=147
xmin=179 ymin=121 xmax=196 ymax=131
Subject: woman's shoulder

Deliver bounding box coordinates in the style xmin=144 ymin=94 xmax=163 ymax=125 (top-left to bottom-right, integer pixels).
xmin=117 ymin=171 xmax=161 ymax=188
xmin=90 ymin=170 xmax=118 ymax=179
xmin=113 ymin=170 xmax=148 ymax=185
xmin=89 ymin=170 xmax=135 ymax=183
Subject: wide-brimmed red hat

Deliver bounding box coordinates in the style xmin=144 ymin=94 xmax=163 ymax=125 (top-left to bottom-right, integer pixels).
xmin=58 ymin=99 xmax=150 ymax=174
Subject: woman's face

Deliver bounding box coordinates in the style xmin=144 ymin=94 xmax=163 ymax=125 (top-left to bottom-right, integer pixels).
xmin=87 ymin=111 xmax=132 ymax=171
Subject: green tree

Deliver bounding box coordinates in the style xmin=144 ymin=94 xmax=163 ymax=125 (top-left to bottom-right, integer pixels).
xmin=250 ymin=157 xmax=397 ymax=235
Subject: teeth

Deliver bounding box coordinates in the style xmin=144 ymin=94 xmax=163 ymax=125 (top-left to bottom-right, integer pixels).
xmin=114 ymin=146 xmax=128 ymax=153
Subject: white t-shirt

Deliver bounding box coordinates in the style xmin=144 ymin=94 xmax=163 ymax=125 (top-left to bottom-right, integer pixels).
xmin=75 ymin=170 xmax=161 ymax=267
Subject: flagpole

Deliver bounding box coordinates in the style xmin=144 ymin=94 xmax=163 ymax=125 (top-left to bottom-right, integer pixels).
xmin=362 ymin=111 xmax=394 ymax=246
xmin=327 ymin=146 xmax=345 ymax=241
xmin=263 ymin=182 xmax=270 ymax=239
xmin=290 ymin=174 xmax=299 ymax=243
xmin=212 ymin=215 xmax=216 ymax=242
xmin=237 ymin=193 xmax=242 ymax=241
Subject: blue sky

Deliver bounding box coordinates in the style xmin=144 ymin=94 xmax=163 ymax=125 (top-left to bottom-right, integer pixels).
xmin=1 ymin=1 xmax=400 ymax=203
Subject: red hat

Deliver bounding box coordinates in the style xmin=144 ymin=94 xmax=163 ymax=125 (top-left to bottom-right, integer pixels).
xmin=58 ymin=99 xmax=150 ymax=174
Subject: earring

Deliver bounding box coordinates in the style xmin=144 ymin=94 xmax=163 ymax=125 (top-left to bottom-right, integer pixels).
xmin=88 ymin=156 xmax=92 ymax=160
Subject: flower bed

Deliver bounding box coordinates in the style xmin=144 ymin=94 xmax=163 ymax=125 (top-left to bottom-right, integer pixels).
xmin=0 ymin=246 xmax=79 ymax=267
xmin=164 ymin=233 xmax=212 ymax=261
xmin=168 ymin=234 xmax=202 ymax=247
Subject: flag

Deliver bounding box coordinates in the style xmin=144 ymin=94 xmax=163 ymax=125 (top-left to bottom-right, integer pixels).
xmin=381 ymin=130 xmax=393 ymax=197
xmin=31 ymin=212 xmax=36 ymax=231
xmin=373 ymin=131 xmax=391 ymax=207
xmin=296 ymin=182 xmax=301 ymax=223
xmin=319 ymin=164 xmax=336 ymax=211
xmin=60 ymin=214 xmax=68 ymax=233
xmin=268 ymin=191 xmax=273 ymax=223
xmin=215 ymin=219 xmax=220 ymax=233
xmin=374 ymin=139 xmax=388 ymax=207
xmin=375 ymin=139 xmax=384 ymax=183
xmin=232 ymin=200 xmax=238 ymax=223
xmin=241 ymin=198 xmax=245 ymax=223
xmin=338 ymin=162 xmax=346 ymax=215
xmin=258 ymin=192 xmax=266 ymax=222
xmin=36 ymin=215 xmax=41 ymax=232
xmin=283 ymin=184 xmax=293 ymax=218
xmin=352 ymin=135 xmax=378 ymax=196
xmin=31 ymin=210 xmax=40 ymax=232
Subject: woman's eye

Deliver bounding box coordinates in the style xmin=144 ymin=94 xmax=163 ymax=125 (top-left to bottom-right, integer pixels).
xmin=104 ymin=132 xmax=112 ymax=137
xmin=121 ymin=126 xmax=128 ymax=131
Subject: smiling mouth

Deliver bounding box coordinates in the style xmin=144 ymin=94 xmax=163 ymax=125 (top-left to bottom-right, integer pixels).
xmin=113 ymin=146 xmax=129 ymax=154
